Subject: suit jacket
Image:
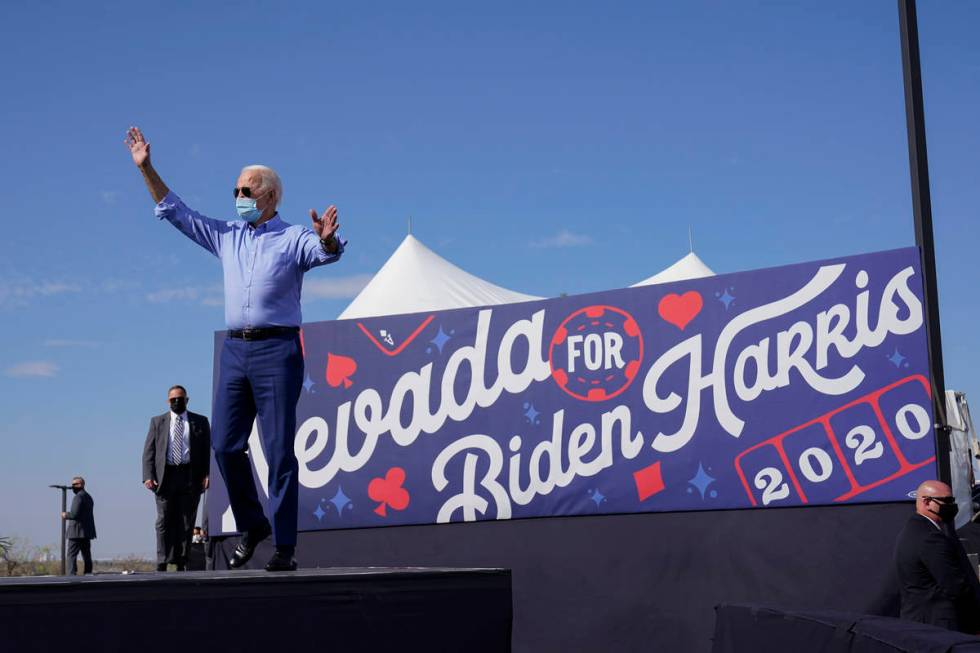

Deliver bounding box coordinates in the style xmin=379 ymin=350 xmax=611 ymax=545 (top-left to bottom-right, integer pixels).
xmin=65 ymin=489 xmax=96 ymax=540
xmin=895 ymin=513 xmax=980 ymax=633
xmin=142 ymin=411 xmax=211 ymax=490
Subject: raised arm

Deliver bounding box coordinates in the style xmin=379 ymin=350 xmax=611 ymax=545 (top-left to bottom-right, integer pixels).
xmin=300 ymin=205 xmax=345 ymax=270
xmin=125 ymin=126 xmax=226 ymax=257
xmin=125 ymin=127 xmax=169 ymax=203
xmin=310 ymin=205 xmax=341 ymax=254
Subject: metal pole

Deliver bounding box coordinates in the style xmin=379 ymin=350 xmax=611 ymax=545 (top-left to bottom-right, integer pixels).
xmin=897 ymin=0 xmax=951 ymax=483
xmin=51 ymin=485 xmax=68 ymax=575
xmin=60 ymin=489 xmax=67 ymax=575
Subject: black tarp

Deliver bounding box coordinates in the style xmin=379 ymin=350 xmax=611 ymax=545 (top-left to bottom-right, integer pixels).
xmin=218 ymin=501 xmax=918 ymax=652
xmin=712 ymin=604 xmax=980 ymax=653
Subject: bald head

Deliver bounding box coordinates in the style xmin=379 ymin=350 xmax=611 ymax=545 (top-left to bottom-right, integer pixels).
xmin=915 ymin=479 xmax=954 ymax=523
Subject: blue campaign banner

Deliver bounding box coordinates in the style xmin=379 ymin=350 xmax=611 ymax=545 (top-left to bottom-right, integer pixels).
xmin=208 ymin=247 xmax=936 ymax=535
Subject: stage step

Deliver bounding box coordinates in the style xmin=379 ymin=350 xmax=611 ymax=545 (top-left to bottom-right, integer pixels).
xmin=0 ymin=567 xmax=512 ymax=652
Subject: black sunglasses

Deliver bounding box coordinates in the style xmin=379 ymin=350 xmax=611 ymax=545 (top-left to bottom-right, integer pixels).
xmin=925 ymin=495 xmax=955 ymax=504
xmin=234 ymin=186 xmax=255 ymax=198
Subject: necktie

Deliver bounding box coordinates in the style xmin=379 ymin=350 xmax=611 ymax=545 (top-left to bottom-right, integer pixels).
xmin=170 ymin=416 xmax=184 ymax=464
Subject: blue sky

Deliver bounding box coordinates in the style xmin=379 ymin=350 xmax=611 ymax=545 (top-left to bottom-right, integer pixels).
xmin=1 ymin=1 xmax=977 ymax=558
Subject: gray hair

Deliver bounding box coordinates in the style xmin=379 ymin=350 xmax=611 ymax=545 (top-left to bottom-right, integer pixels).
xmin=241 ymin=165 xmax=283 ymax=208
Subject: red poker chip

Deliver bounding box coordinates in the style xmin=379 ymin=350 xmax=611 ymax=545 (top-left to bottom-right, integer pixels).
xmin=548 ymin=305 xmax=643 ymax=402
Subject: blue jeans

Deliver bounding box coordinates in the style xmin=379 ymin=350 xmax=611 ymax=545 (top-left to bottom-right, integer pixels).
xmin=212 ymin=333 xmax=303 ymax=547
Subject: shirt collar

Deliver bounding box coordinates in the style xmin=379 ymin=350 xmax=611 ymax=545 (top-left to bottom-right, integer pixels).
xmin=250 ymin=213 xmax=282 ymax=233
xmin=170 ymin=411 xmax=188 ymax=420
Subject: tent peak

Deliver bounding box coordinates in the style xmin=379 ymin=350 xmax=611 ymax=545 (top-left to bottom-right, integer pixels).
xmin=338 ymin=233 xmax=542 ymax=320
xmin=630 ymin=251 xmax=715 ymax=287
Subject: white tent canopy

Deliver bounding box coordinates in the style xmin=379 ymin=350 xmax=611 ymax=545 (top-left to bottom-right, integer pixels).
xmin=339 ymin=235 xmax=716 ymax=320
xmin=630 ymin=252 xmax=715 ymax=287
xmin=338 ymin=234 xmax=543 ymax=320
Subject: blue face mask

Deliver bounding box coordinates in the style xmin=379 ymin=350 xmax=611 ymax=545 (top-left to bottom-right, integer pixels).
xmin=236 ymin=197 xmax=263 ymax=223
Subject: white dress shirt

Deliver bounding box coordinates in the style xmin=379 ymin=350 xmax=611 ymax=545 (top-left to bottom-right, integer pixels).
xmin=168 ymin=411 xmax=191 ymax=465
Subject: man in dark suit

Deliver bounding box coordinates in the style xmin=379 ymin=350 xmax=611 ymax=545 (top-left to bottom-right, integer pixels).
xmin=61 ymin=476 xmax=96 ymax=575
xmin=894 ymin=479 xmax=980 ymax=634
xmin=142 ymin=385 xmax=211 ymax=571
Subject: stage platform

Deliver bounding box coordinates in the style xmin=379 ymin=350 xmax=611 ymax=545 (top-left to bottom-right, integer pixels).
xmin=0 ymin=567 xmax=512 ymax=652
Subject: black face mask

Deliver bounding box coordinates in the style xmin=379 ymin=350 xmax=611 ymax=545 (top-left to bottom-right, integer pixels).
xmin=170 ymin=398 xmax=187 ymax=414
xmin=71 ymin=486 xmax=82 ymax=494
xmin=937 ymin=502 xmax=959 ymax=523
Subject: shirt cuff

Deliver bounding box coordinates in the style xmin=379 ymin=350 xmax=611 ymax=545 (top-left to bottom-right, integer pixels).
xmin=154 ymin=191 xmax=182 ymax=221
xmin=322 ymin=235 xmax=347 ymax=257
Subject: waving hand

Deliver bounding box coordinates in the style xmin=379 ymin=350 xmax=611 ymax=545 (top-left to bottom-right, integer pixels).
xmin=310 ymin=205 xmax=340 ymax=252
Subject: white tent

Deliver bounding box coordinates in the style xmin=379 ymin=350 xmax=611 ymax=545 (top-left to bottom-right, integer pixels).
xmin=338 ymin=234 xmax=543 ymax=320
xmin=630 ymin=252 xmax=715 ymax=287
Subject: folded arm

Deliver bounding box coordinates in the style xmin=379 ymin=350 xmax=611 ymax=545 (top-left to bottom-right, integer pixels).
xmin=922 ymin=531 xmax=973 ymax=600
xmin=64 ymin=494 xmax=81 ymax=520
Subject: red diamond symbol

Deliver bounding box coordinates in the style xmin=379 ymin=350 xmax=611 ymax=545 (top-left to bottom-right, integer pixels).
xmin=633 ymin=461 xmax=665 ymax=501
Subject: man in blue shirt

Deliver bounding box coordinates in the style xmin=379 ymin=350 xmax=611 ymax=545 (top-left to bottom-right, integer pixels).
xmin=125 ymin=126 xmax=345 ymax=571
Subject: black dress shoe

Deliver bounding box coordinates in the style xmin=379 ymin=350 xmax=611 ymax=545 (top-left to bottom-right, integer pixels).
xmin=229 ymin=521 xmax=272 ymax=569
xmin=264 ymin=548 xmax=297 ymax=572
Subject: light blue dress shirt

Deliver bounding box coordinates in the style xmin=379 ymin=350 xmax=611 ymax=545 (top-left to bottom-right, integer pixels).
xmin=155 ymin=192 xmax=345 ymax=329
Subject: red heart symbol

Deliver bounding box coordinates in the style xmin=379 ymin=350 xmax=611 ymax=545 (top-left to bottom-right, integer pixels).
xmin=368 ymin=467 xmax=410 ymax=517
xmin=658 ymin=291 xmax=703 ymax=330
xmin=325 ymin=353 xmax=357 ymax=389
